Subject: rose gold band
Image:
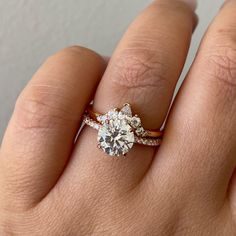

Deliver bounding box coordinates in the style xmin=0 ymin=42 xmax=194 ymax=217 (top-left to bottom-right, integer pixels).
xmin=86 ymin=105 xmax=163 ymax=138
xmin=83 ymin=115 xmax=162 ymax=147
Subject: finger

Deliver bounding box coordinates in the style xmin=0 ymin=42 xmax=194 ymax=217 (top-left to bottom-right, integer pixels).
xmin=57 ymin=0 xmax=197 ymax=198
xmin=94 ymin=0 xmax=197 ymax=129
xmin=0 ymin=46 xmax=106 ymax=209
xmin=155 ymin=0 xmax=236 ymax=203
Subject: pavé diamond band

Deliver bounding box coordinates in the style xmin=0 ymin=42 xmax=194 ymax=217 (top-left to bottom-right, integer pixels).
xmin=83 ymin=104 xmax=163 ymax=157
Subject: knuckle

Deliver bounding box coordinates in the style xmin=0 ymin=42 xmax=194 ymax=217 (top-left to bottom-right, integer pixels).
xmin=110 ymin=49 xmax=170 ymax=91
xmin=43 ymin=46 xmax=104 ymax=84
xmin=206 ymin=46 xmax=236 ymax=88
xmin=205 ymin=28 xmax=236 ymax=88
xmin=14 ymin=85 xmax=75 ymax=131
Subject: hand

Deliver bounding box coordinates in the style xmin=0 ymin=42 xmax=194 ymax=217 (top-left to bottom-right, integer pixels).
xmin=1 ymin=0 xmax=236 ymax=235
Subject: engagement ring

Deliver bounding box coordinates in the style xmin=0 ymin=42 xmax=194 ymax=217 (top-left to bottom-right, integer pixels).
xmin=83 ymin=104 xmax=163 ymax=157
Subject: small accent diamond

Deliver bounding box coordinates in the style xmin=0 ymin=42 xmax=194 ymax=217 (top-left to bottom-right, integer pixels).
xmin=97 ymin=114 xmax=108 ymax=123
xmin=120 ymin=104 xmax=132 ymax=117
xmin=135 ymin=126 xmax=146 ymax=136
xmin=130 ymin=116 xmax=141 ymax=128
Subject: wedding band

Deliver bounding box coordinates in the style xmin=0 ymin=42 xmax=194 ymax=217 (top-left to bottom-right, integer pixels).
xmin=83 ymin=104 xmax=163 ymax=157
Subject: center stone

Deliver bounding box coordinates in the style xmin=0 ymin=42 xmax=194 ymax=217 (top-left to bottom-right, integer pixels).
xmin=98 ymin=119 xmax=134 ymax=157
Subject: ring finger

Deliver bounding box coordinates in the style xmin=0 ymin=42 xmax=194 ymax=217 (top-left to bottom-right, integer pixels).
xmin=60 ymin=0 xmax=197 ymax=193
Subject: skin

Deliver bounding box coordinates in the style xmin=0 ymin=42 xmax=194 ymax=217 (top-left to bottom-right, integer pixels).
xmin=0 ymin=0 xmax=236 ymax=235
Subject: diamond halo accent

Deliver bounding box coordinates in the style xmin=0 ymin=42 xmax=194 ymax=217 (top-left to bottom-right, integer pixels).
xmin=83 ymin=104 xmax=163 ymax=157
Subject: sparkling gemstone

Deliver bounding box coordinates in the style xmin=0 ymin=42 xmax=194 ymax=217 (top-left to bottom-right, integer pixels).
xmin=97 ymin=114 xmax=108 ymax=123
xmin=98 ymin=117 xmax=134 ymax=157
xmin=120 ymin=104 xmax=132 ymax=117
xmin=107 ymin=109 xmax=119 ymax=119
xmin=130 ymin=116 xmax=141 ymax=128
xmin=135 ymin=126 xmax=146 ymax=136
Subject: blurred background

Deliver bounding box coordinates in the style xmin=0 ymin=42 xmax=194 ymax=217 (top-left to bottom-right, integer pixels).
xmin=0 ymin=0 xmax=224 ymax=139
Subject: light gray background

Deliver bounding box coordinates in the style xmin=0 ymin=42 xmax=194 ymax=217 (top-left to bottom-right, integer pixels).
xmin=0 ymin=0 xmax=224 ymax=140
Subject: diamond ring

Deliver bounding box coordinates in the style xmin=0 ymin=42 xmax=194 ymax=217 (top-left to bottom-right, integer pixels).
xmin=83 ymin=104 xmax=163 ymax=157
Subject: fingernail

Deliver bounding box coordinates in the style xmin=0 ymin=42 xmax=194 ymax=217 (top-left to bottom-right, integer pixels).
xmin=179 ymin=0 xmax=198 ymax=11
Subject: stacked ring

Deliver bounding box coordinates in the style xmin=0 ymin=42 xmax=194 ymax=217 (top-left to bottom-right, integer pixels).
xmin=83 ymin=104 xmax=163 ymax=157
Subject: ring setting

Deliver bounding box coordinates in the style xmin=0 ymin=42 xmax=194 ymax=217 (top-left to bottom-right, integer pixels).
xmin=83 ymin=104 xmax=163 ymax=157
